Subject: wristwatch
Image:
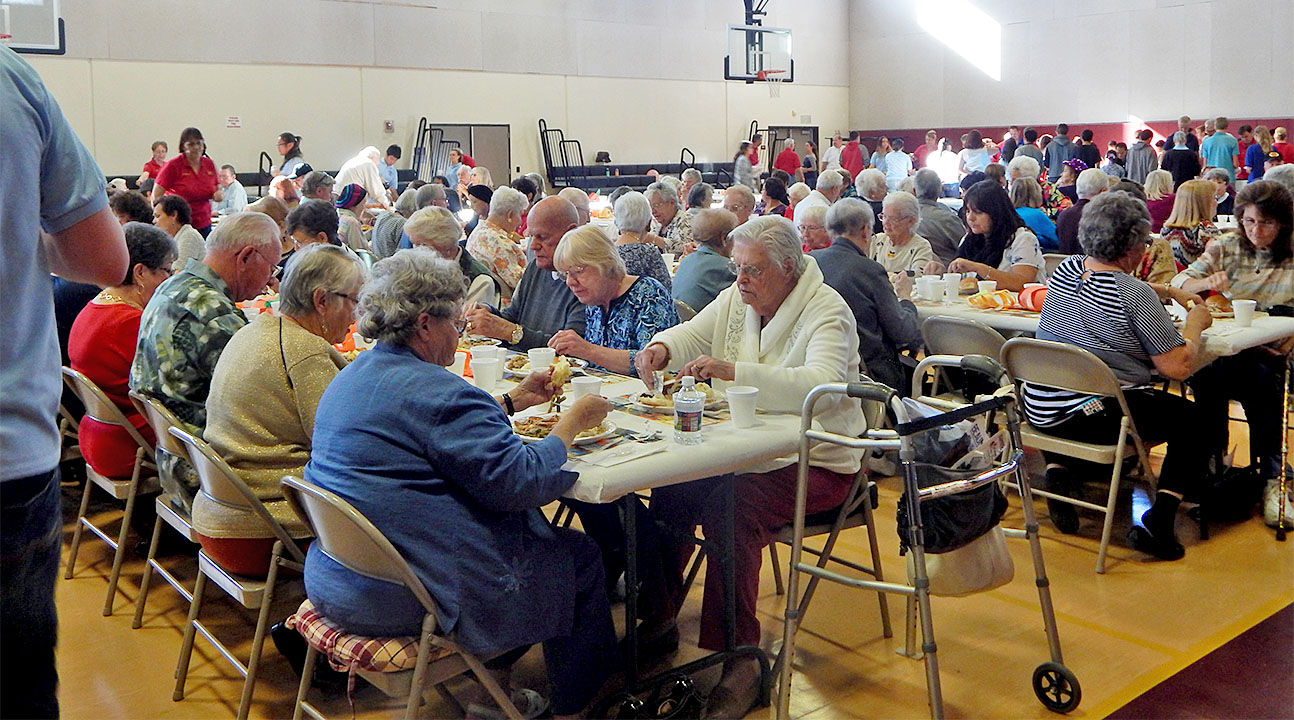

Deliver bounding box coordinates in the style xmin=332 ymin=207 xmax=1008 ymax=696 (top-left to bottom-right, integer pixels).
xmin=509 ymin=323 xmax=524 ymax=345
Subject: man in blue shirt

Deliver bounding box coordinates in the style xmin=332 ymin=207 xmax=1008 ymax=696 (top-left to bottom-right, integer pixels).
xmin=379 ymin=143 xmax=401 ymax=198
xmin=1200 ymin=116 xmax=1241 ymax=182
xmin=1 ymin=45 xmax=129 ymax=718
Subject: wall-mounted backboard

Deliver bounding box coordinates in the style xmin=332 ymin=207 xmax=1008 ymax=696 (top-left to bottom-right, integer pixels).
xmin=724 ymin=24 xmax=793 ymax=83
xmin=1 ymin=0 xmax=65 ymax=54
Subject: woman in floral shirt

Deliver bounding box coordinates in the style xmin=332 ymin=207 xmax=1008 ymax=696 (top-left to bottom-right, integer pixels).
xmin=1161 ymin=179 xmax=1221 ymax=267
xmin=547 ymin=226 xmax=679 ymax=376
xmin=465 ymin=185 xmax=528 ymax=298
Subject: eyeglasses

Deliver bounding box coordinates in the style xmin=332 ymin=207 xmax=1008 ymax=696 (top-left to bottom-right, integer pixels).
xmin=798 ymin=224 xmax=825 ymax=234
xmin=451 ymin=316 xmax=468 ymax=333
xmin=558 ymin=264 xmax=594 ymax=281
xmin=726 ymin=260 xmax=766 ymax=277
xmin=330 ymin=291 xmax=361 ymax=304
xmin=252 ymin=246 xmax=282 ymax=277
xmin=1240 ymin=216 xmax=1278 ymax=229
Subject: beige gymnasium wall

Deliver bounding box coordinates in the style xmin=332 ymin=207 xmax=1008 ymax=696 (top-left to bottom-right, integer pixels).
xmin=24 ymin=0 xmax=850 ymax=179
xmin=849 ymin=0 xmax=1294 ymax=131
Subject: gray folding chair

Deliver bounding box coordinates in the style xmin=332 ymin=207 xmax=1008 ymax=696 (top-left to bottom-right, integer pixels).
xmin=1000 ymin=338 xmax=1159 ymax=573
xmin=60 ymin=367 xmax=158 ymax=616
xmin=674 ymin=298 xmax=697 ymax=321
xmin=1043 ymin=253 xmax=1068 ymax=278
xmin=921 ymin=315 xmax=1008 ymax=400
xmin=168 ymin=426 xmax=307 ymax=720
xmin=129 ymin=391 xmax=201 ymax=629
xmin=280 ymin=476 xmax=522 ymax=720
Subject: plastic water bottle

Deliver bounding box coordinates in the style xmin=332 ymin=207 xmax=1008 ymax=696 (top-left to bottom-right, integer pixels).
xmin=673 ymin=375 xmax=705 ymax=445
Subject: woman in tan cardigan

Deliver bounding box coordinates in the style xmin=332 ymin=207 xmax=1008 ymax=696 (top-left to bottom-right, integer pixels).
xmin=198 ymin=244 xmax=365 ymax=576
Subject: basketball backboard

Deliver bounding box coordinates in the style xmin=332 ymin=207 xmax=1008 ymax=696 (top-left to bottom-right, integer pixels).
xmin=1 ymin=0 xmax=64 ymax=54
xmin=724 ymin=24 xmax=793 ymax=83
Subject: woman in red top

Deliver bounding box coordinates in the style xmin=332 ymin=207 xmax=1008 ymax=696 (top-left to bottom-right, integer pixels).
xmin=68 ymin=223 xmax=177 ymax=479
xmin=152 ymin=127 xmax=223 ymax=236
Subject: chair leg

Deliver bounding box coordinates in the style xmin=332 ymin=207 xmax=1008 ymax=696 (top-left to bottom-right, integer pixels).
xmin=64 ymin=472 xmax=95 ymax=579
xmin=239 ymin=543 xmax=283 ymax=720
xmin=1095 ymin=454 xmax=1126 ymax=575
xmin=461 ymin=650 xmax=523 ymax=720
xmin=103 ymin=460 xmax=145 ymax=616
xmin=173 ymin=569 xmax=208 ymax=700
xmin=404 ymin=617 xmax=437 ymax=720
xmin=681 ymin=548 xmax=704 ymax=596
xmin=770 ymin=544 xmax=785 ymax=596
xmin=901 ymin=596 xmax=921 ymax=659
xmin=434 ymin=683 xmax=465 ymax=716
xmin=132 ymin=511 xmax=166 ymax=629
xmin=862 ymin=500 xmax=894 ymax=639
xmin=291 ymin=645 xmax=319 ymax=720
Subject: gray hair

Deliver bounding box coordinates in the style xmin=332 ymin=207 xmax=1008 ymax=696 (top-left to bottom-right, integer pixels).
xmin=856 ymin=168 xmax=887 ymax=199
xmin=357 ymin=247 xmax=466 ymax=345
xmin=692 ymin=208 xmax=737 ymax=248
xmin=800 ymin=203 xmax=829 ymax=228
xmin=489 ymin=186 xmax=529 ymax=219
xmin=394 ymin=187 xmax=420 ymax=216
xmin=788 ymin=181 xmax=812 ymax=203
xmin=882 ymin=191 xmax=919 ymax=221
xmin=301 ymin=171 xmax=335 ymax=198
xmin=681 ymin=168 xmax=703 ymax=183
xmin=525 ymin=172 xmax=546 ymax=197
xmin=730 ymin=215 xmax=805 ymax=279
xmin=553 ymin=224 xmax=626 ymax=279
xmin=1009 ymin=176 xmax=1043 ymax=208
xmin=1078 ymin=190 xmax=1151 ymax=262
xmin=657 ymin=176 xmax=681 ymax=194
xmin=404 ymin=206 xmax=464 ymax=250
xmin=825 ymin=197 xmax=874 ymax=238
xmin=279 ymin=243 xmax=365 ymax=316
xmin=1173 ymin=130 xmax=1188 ymax=147
xmin=1264 ymin=163 xmax=1294 ymax=195
xmin=1076 ymin=168 xmax=1109 ymax=199
xmin=644 ymin=181 xmax=681 ymax=210
xmin=687 ymin=182 xmax=714 ymax=209
xmin=815 ymin=170 xmax=843 ymax=192
xmin=361 ymin=146 xmax=381 ymax=161
xmin=1203 ymin=167 xmax=1231 ymax=184
xmin=1007 ymin=155 xmax=1041 ymax=181
xmin=912 ymin=168 xmax=943 ymax=200
xmin=121 ymin=222 xmax=177 ymax=285
xmin=205 ymin=211 xmax=280 ymax=253
xmin=613 ymin=191 xmax=653 ymax=233
xmin=415 ymin=183 xmax=446 ymax=208
xmin=723 ymin=183 xmax=756 ymax=210
xmin=557 ymin=187 xmax=590 ymax=222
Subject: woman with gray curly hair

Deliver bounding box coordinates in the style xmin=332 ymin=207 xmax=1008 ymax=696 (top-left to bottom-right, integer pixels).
xmin=1022 ymin=190 xmax=1213 ymax=561
xmin=301 ymin=247 xmax=616 ymax=719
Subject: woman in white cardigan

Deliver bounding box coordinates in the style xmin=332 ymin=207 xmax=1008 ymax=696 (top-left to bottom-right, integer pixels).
xmin=633 ymin=215 xmax=865 ymax=719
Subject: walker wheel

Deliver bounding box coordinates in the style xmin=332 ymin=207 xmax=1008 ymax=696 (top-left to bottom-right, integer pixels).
xmin=1033 ymin=662 xmax=1081 ymax=713
xmin=592 ymin=691 xmax=645 ymax=719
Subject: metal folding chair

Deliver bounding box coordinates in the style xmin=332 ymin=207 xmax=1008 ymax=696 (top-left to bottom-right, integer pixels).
xmin=60 ymin=367 xmax=158 ymax=617
xmin=674 ymin=298 xmax=697 ymax=321
xmin=280 ymin=475 xmax=523 ymax=720
xmin=921 ymin=316 xmax=1007 ymax=399
xmin=168 ymin=426 xmax=307 ymax=720
xmin=1000 ymin=337 xmax=1161 ymax=573
xmin=1043 ymin=253 xmax=1068 ymax=278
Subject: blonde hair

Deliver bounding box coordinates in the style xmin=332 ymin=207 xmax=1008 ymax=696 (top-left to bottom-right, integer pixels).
xmin=1163 ymin=180 xmax=1216 ymax=229
xmin=1143 ymin=170 xmax=1174 ymax=201
xmin=404 ymin=206 xmax=464 ymax=249
xmin=553 ymin=224 xmax=626 ymax=279
xmin=1254 ymin=125 xmax=1273 ymax=154
xmin=469 ymin=166 xmax=494 ymax=188
xmin=1008 ymin=176 xmax=1043 ymax=208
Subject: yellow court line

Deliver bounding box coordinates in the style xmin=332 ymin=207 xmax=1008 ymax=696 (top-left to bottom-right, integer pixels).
xmin=1085 ymin=595 xmax=1294 ymax=719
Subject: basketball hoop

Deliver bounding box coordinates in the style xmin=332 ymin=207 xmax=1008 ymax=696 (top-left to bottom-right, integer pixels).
xmin=757 ymin=69 xmax=786 ymax=98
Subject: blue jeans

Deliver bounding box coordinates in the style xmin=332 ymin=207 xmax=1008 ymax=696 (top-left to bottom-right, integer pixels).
xmin=1 ymin=468 xmax=62 ymax=719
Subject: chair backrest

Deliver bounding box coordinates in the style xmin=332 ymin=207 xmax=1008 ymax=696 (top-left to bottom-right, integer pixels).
xmin=168 ymin=426 xmax=306 ymax=563
xmin=355 ymin=248 xmax=376 ymax=271
xmin=1043 ymin=253 xmax=1067 ymax=278
xmin=674 ymin=298 xmax=697 ymax=321
xmin=280 ymin=476 xmax=437 ymax=616
xmin=1000 ymin=337 xmax=1126 ymax=400
xmin=61 ymin=367 xmax=152 ymax=451
xmin=130 ymin=390 xmax=189 ymax=459
xmin=921 ymin=316 xmax=1007 ymax=359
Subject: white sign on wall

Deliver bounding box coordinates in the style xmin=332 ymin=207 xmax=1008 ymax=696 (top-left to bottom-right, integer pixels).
xmin=226 ymin=116 xmax=242 ymax=129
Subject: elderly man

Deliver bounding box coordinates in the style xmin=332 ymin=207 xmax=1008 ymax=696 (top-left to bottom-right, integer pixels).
xmin=912 ymin=168 xmax=964 ymax=264
xmin=557 ymin=186 xmax=591 ymax=225
xmin=1175 ymin=115 xmax=1200 ymax=154
xmin=335 ymin=146 xmax=393 ymax=211
xmin=773 ymin=138 xmax=800 ymax=178
xmin=299 ymin=170 xmax=365 ymax=251
xmin=213 ymin=164 xmax=247 ymax=216
xmin=645 ymin=181 xmax=694 ymax=254
xmin=672 ymin=207 xmax=738 ymax=313
xmin=793 ymin=169 xmax=843 ymax=225
xmin=722 ymin=183 xmax=757 ymax=226
xmin=1056 ymin=168 xmax=1109 ymax=254
xmin=821 ymin=134 xmax=844 ymax=172
xmin=406 ymin=205 xmax=498 ymax=307
xmin=812 ymin=198 xmax=920 ymax=391
xmin=466 ymin=196 xmax=586 ymax=350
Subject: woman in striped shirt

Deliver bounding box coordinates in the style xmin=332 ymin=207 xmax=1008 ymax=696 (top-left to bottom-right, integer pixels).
xmin=1025 ymin=191 xmax=1213 ymax=561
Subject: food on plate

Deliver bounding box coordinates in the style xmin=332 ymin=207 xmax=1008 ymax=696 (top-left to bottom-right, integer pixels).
xmin=967 ymin=289 xmax=1017 ymax=310
xmin=457 ymin=335 xmax=500 ymax=351
xmin=637 ymin=381 xmax=720 ymax=408
xmin=1206 ymin=294 xmax=1233 ymax=316
xmin=959 ymin=275 xmax=980 ymax=294
xmin=513 ymin=414 xmax=607 ymax=440
xmin=504 ymin=354 xmax=530 ymax=371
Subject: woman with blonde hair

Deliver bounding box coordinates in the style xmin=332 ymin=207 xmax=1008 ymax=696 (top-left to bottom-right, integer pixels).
xmin=1244 ymin=125 xmax=1275 ymax=182
xmin=1161 ymin=179 xmax=1220 ymax=266
xmin=1143 ymin=169 xmax=1176 ymax=233
xmin=469 ymin=165 xmax=494 ymax=189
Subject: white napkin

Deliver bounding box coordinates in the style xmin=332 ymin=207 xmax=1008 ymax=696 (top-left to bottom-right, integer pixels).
xmin=581 ymin=442 xmax=668 ymax=467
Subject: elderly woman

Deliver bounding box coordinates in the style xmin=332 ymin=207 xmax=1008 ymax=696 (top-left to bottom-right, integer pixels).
xmin=547 ymin=226 xmax=678 ymax=375
xmin=925 ymin=180 xmax=1045 ymax=291
xmin=1007 ymin=154 xmax=1072 ymax=221
xmin=611 ymin=191 xmax=673 ymax=290
xmin=1055 ymin=158 xmax=1086 ymax=203
xmin=152 ymin=195 xmax=205 ymax=272
xmin=672 ymin=208 xmax=738 ymax=313
xmin=797 ymin=203 xmax=832 ymax=252
xmin=633 ymin=216 xmax=865 ymax=718
xmin=733 ymin=141 xmax=757 ymax=190
xmin=1009 ymin=176 xmax=1060 ymax=251
xmin=722 ymin=183 xmax=757 ymax=226
xmin=1144 ymin=169 xmax=1176 ymax=233
xmin=1203 ymin=167 xmax=1235 ymax=216
xmin=68 ymin=224 xmax=176 ymax=479
xmin=678 ymin=167 xmax=703 ymax=205
xmin=285 ymin=199 xmax=341 ymax=251
xmin=406 ymin=205 xmax=498 ymax=307
xmin=786 ymin=181 xmax=812 ymax=218
xmin=645 ymin=181 xmax=694 ymax=254
xmin=198 ymin=244 xmax=363 ymax=576
xmin=1175 ymin=181 xmax=1294 ymax=515
xmin=466 ymin=185 xmax=529 ymax=298
xmin=686 ymin=182 xmax=714 ymax=214
xmin=152 ymin=126 xmax=223 ymax=236
xmin=869 ymin=191 xmax=935 ymax=272
xmin=1024 ymin=191 xmax=1211 ymax=558
xmin=302 ymin=248 xmax=615 ymax=719
xmin=1161 ymin=179 xmax=1221 ymax=267
xmin=110 ymin=190 xmax=154 ymax=225
xmin=855 ymin=168 xmax=888 ymax=234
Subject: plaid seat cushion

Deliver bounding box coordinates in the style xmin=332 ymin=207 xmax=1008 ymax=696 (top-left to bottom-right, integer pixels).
xmin=286 ymin=599 xmax=450 ymax=673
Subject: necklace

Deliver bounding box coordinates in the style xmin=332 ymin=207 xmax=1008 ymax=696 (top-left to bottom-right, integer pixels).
xmin=96 ymin=289 xmax=143 ymax=310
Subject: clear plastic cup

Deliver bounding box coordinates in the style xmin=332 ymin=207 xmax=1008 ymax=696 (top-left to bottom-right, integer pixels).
xmin=725 ymin=385 xmax=759 ymax=428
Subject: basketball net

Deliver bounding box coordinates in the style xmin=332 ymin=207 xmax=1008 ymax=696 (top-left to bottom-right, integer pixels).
xmin=757 ymin=69 xmax=786 ymax=98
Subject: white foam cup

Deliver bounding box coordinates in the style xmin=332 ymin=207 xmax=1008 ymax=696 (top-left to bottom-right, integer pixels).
xmin=571 ymin=376 xmax=603 ymax=400
xmin=662 ymin=253 xmax=676 ymax=266
xmin=449 ymin=351 xmax=468 ymax=376
xmin=528 ymin=347 xmax=557 ymax=370
xmin=726 ymin=385 xmax=759 ymax=428
xmin=977 ymin=280 xmax=997 ymax=294
xmin=1233 ymin=299 xmax=1257 ymax=327
xmin=470 ymin=358 xmax=499 ymax=391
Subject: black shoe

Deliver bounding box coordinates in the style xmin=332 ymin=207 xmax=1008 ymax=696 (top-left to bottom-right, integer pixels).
xmin=271 ymin=622 xmax=349 ymax=694
xmin=1044 ymin=466 xmax=1080 ymax=535
xmin=1126 ymin=525 xmax=1185 ymax=561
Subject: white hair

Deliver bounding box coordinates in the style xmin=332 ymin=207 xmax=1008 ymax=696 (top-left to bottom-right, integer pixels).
xmin=361 ymin=146 xmax=381 ymax=161
xmin=825 ymin=197 xmax=874 ymax=238
xmin=815 ymin=170 xmax=843 ymax=192
xmin=644 ymin=181 xmax=681 ymax=210
xmin=404 ymin=206 xmax=464 ymax=249
xmin=730 ymin=215 xmax=806 ymax=279
xmin=1076 ymin=168 xmax=1109 ymax=199
xmin=788 ymin=182 xmax=812 ymax=203
xmin=856 ymin=168 xmax=887 ymax=199
xmin=553 ymin=224 xmax=626 ymax=279
xmin=489 ymin=186 xmax=529 ymax=219
xmin=800 ymin=203 xmax=828 ymax=227
xmin=1264 ymin=164 xmax=1294 ymax=194
xmin=882 ymin=191 xmax=919 ymax=220
xmin=784 ymin=138 xmax=795 ymax=148
xmin=681 ymin=168 xmax=703 ymax=183
xmin=557 ymin=187 xmax=590 ymax=222
xmin=1007 ymin=155 xmax=1041 ymax=181
xmin=205 ymin=211 xmax=280 ymax=253
xmin=279 ymin=244 xmax=365 ymax=316
xmin=613 ymin=191 xmax=653 ymax=233
xmin=723 ymin=183 xmax=756 ymax=209
xmin=657 ymin=176 xmax=681 ymax=194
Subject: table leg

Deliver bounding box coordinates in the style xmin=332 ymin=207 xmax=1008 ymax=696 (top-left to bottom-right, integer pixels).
xmin=622 ymin=493 xmax=641 ymax=681
xmin=1278 ymin=359 xmax=1290 ymax=542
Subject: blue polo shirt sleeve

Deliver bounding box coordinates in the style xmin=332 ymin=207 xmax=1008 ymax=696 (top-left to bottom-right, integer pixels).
xmin=33 ymin=75 xmax=107 ymax=233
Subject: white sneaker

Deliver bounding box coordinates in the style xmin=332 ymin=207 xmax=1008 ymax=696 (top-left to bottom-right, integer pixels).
xmin=1262 ymin=479 xmax=1294 ymax=529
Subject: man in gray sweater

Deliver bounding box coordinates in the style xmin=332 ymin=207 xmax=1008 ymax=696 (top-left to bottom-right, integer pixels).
xmin=1043 ymin=123 xmax=1076 ymax=183
xmin=1125 ymin=129 xmax=1159 ymax=184
xmin=466 ymin=196 xmax=586 ymax=350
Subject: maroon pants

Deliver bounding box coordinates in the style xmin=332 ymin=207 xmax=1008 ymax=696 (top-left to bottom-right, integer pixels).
xmin=645 ymin=464 xmax=853 ymax=651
